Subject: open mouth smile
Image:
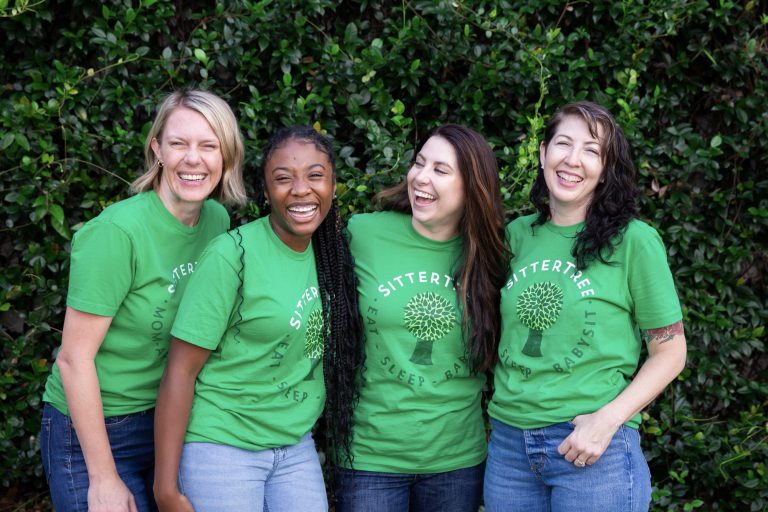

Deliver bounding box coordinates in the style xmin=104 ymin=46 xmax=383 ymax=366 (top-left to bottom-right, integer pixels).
xmin=287 ymin=204 xmax=319 ymax=218
xmin=556 ymin=171 xmax=583 ymax=184
xmin=180 ymin=173 xmax=206 ymax=182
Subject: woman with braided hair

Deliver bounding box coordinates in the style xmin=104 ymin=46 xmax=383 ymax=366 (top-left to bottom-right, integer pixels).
xmin=335 ymin=124 xmax=510 ymax=512
xmin=153 ymin=126 xmax=363 ymax=512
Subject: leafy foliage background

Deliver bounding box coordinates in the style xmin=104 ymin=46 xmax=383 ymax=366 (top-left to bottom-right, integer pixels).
xmin=1 ymin=0 xmax=766 ymax=509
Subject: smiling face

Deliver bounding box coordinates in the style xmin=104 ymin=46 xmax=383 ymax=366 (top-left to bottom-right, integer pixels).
xmin=407 ymin=135 xmax=465 ymax=241
xmin=151 ymin=107 xmax=223 ymax=223
xmin=540 ymin=114 xmax=606 ymax=225
xmin=264 ymin=139 xmax=335 ymax=252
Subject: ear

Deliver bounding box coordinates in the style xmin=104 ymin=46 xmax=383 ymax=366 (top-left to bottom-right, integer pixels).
xmin=539 ymin=141 xmax=547 ymax=169
xmin=150 ymin=137 xmax=161 ymax=160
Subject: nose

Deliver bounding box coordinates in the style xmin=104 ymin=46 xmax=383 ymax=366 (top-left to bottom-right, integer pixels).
xmin=413 ymin=165 xmax=430 ymax=184
xmin=292 ymin=176 xmax=310 ymax=195
xmin=565 ymin=147 xmax=581 ymax=167
xmin=184 ymin=146 xmax=201 ymax=164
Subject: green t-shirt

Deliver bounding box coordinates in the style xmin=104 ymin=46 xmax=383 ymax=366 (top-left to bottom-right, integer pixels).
xmin=171 ymin=216 xmax=326 ymax=451
xmin=43 ymin=191 xmax=229 ymax=416
xmin=489 ymin=214 xmax=683 ymax=429
xmin=346 ymin=211 xmax=487 ymax=473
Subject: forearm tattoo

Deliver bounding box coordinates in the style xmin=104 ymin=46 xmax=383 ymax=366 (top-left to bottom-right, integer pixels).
xmin=641 ymin=320 xmax=684 ymax=344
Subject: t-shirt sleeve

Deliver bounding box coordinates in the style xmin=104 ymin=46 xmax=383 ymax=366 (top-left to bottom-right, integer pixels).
xmin=207 ymin=199 xmax=230 ymax=234
xmin=171 ymin=233 xmax=241 ymax=350
xmin=628 ymin=227 xmax=683 ymax=330
xmin=66 ymin=221 xmax=134 ymax=317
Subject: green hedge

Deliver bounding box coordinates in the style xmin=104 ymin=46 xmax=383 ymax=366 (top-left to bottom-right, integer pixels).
xmin=1 ymin=1 xmax=766 ymax=509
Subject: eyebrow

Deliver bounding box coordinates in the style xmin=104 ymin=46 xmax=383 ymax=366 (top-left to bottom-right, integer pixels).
xmin=555 ymin=134 xmax=600 ymax=146
xmin=270 ymin=163 xmax=328 ymax=173
xmin=164 ymin=135 xmax=219 ymax=144
xmin=415 ymin=153 xmax=456 ymax=172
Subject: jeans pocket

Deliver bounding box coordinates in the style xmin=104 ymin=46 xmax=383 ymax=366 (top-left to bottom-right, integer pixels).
xmin=104 ymin=413 xmax=133 ymax=429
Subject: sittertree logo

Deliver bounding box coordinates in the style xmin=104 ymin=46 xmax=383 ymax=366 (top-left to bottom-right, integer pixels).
xmin=303 ymin=309 xmax=324 ymax=381
xmin=517 ymin=281 xmax=563 ymax=357
xmin=404 ymin=292 xmax=456 ymax=365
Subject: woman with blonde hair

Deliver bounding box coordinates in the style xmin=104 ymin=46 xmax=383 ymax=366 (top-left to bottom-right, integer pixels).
xmin=40 ymin=89 xmax=246 ymax=512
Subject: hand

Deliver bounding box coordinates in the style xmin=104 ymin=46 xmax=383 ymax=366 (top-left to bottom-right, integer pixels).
xmin=87 ymin=474 xmax=138 ymax=512
xmin=557 ymin=409 xmax=622 ymax=468
xmin=154 ymin=486 xmax=195 ymax=512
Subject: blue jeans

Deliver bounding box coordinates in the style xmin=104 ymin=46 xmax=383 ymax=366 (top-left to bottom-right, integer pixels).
xmin=334 ymin=462 xmax=485 ymax=512
xmin=484 ymin=418 xmax=651 ymax=512
xmin=178 ymin=432 xmax=327 ymax=512
xmin=39 ymin=403 xmax=157 ymax=512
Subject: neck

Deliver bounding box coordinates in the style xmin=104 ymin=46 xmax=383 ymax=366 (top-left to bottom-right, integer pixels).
xmin=155 ymin=189 xmax=202 ymax=227
xmin=411 ymin=217 xmax=458 ymax=241
xmin=549 ymin=205 xmax=586 ymax=227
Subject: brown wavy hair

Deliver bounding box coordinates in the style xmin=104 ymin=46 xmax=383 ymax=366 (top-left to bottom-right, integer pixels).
xmin=532 ymin=101 xmax=639 ymax=269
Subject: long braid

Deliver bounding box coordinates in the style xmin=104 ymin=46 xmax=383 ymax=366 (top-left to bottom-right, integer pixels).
xmin=226 ymin=228 xmax=246 ymax=343
xmin=314 ymin=201 xmax=364 ymax=468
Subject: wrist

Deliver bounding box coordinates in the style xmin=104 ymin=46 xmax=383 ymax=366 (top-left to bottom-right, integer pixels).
xmin=88 ymin=468 xmax=121 ymax=484
xmin=596 ymin=403 xmax=626 ymax=429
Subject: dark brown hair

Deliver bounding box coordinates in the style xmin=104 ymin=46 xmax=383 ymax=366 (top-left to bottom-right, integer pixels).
xmin=532 ymin=101 xmax=639 ymax=269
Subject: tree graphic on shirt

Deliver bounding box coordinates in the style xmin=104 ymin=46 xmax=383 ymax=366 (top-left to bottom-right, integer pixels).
xmin=303 ymin=308 xmax=324 ymax=381
xmin=517 ymin=281 xmax=564 ymax=357
xmin=404 ymin=292 xmax=457 ymax=365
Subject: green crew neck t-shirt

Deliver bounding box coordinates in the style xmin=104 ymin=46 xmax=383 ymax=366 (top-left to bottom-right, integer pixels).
xmin=43 ymin=190 xmax=229 ymax=416
xmin=171 ymin=216 xmax=326 ymax=451
xmin=489 ymin=214 xmax=683 ymax=429
xmin=345 ymin=211 xmax=487 ymax=473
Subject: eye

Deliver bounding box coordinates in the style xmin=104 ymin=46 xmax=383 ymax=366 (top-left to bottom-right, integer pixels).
xmin=586 ymin=147 xmax=600 ymax=155
xmin=203 ymin=143 xmax=219 ymax=150
xmin=412 ymin=160 xmax=424 ymax=168
xmin=434 ymin=167 xmax=447 ymax=175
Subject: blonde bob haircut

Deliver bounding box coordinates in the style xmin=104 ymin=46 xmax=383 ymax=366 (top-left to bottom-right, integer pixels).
xmin=131 ymin=89 xmax=247 ymax=207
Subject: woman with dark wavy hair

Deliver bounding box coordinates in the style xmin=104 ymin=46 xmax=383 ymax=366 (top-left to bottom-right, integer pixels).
xmin=335 ymin=124 xmax=510 ymax=511
xmin=153 ymin=126 xmax=362 ymax=512
xmin=485 ymin=101 xmax=687 ymax=511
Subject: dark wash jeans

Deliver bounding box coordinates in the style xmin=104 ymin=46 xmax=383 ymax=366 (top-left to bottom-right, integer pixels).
xmin=40 ymin=403 xmax=158 ymax=512
xmin=334 ymin=462 xmax=484 ymax=512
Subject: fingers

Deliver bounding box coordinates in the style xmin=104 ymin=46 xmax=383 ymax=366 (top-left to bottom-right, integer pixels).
xmin=557 ymin=434 xmax=600 ymax=467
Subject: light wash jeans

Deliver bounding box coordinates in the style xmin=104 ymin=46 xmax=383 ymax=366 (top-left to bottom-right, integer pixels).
xmin=483 ymin=418 xmax=651 ymax=512
xmin=178 ymin=432 xmax=328 ymax=512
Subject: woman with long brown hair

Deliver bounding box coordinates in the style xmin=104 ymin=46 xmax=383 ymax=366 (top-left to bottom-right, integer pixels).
xmin=335 ymin=124 xmax=510 ymax=511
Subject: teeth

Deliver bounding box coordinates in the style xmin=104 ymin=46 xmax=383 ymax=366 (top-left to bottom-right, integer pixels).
xmin=180 ymin=174 xmax=205 ymax=181
xmin=288 ymin=205 xmax=318 ymax=213
xmin=415 ymin=191 xmax=436 ymax=200
xmin=556 ymin=171 xmax=582 ymax=183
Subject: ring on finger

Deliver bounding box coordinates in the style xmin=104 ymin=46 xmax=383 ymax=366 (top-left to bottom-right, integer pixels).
xmin=574 ymin=459 xmax=586 ymax=467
